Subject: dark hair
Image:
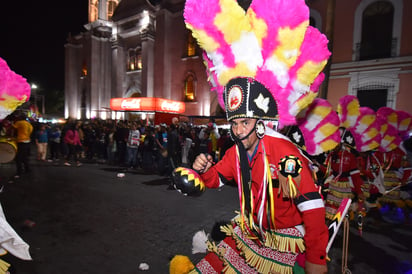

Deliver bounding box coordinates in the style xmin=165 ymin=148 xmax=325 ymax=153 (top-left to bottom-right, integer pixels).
xmin=69 ymin=123 xmax=76 ymax=131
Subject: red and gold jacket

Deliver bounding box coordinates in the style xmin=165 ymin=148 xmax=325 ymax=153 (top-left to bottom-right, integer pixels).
xmin=322 ymin=145 xmax=364 ymax=195
xmin=200 ymin=131 xmax=328 ymax=265
xmin=382 ymin=147 xmax=412 ymax=184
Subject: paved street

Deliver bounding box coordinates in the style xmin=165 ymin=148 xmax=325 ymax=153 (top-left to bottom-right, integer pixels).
xmin=0 ymin=156 xmax=411 ymax=274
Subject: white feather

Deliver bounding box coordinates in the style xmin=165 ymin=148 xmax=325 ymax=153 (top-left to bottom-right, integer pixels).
xmin=191 ymin=230 xmax=208 ymax=254
xmin=232 ymin=32 xmax=263 ymax=71
xmin=264 ymin=56 xmax=289 ymax=88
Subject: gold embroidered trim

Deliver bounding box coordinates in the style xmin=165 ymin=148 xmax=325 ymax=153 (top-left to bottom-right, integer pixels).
xmin=213 ymin=219 xmax=304 ymax=274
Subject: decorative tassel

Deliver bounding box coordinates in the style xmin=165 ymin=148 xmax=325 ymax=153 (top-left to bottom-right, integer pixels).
xmin=278 ymin=174 xmax=300 ymax=198
xmin=191 ymin=230 xmax=208 ymax=254
xmin=169 ymin=255 xmax=194 ymax=274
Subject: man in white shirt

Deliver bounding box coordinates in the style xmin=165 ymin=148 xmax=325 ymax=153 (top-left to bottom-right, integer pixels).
xmin=126 ymin=123 xmax=140 ymax=169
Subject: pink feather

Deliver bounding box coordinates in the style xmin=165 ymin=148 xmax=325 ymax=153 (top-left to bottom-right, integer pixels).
xmin=338 ymin=95 xmax=360 ymax=129
xmin=297 ymin=98 xmax=340 ymax=155
xmin=396 ymin=110 xmax=412 ymax=139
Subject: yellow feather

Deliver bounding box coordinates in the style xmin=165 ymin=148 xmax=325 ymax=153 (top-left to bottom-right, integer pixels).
xmin=312 ymin=105 xmax=331 ymax=118
xmin=347 ymin=100 xmax=360 ymax=116
xmin=320 ymin=139 xmax=339 ymax=151
xmin=186 ymin=25 xmax=220 ymax=52
xmin=297 ymin=60 xmax=327 ymax=86
xmin=218 ymin=63 xmax=256 ymax=85
xmin=295 ymin=92 xmax=318 ymax=113
xmin=215 ymin=0 xmax=251 ymax=43
xmin=365 ymin=128 xmax=379 ymax=139
xmin=319 ymin=123 xmax=339 ymax=137
xmin=275 ymin=22 xmax=308 ymax=67
xmin=247 ymin=9 xmax=267 ymax=47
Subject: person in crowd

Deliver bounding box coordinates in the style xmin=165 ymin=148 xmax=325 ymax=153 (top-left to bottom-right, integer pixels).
xmin=167 ymin=123 xmax=180 ymax=171
xmin=181 ymin=131 xmax=193 ymax=168
xmin=12 ymin=114 xmax=33 ymax=178
xmin=154 ymin=124 xmax=168 ymax=175
xmin=125 ymin=123 xmax=140 ymax=169
xmin=76 ymin=121 xmax=85 ymax=159
xmin=0 ymin=118 xmax=13 ymax=137
xmin=63 ymin=123 xmax=83 ymax=167
xmin=217 ymin=128 xmax=234 ymax=161
xmin=166 ymin=122 xmax=181 ymax=189
xmin=48 ymin=125 xmax=61 ymax=161
xmin=84 ymin=122 xmax=97 ymax=160
xmin=34 ymin=123 xmax=49 ymax=161
xmin=106 ymin=126 xmax=116 ymax=165
xmin=96 ymin=125 xmax=108 ymax=161
xmin=321 ymin=135 xmax=364 ymax=221
xmin=114 ymin=121 xmax=129 ymax=166
xmin=207 ymin=122 xmax=220 ymax=162
xmin=60 ymin=117 xmax=75 ymax=160
xmin=188 ymin=127 xmax=200 ymax=165
xmin=198 ymin=129 xmax=211 ymax=155
xmin=141 ymin=126 xmax=155 ymax=171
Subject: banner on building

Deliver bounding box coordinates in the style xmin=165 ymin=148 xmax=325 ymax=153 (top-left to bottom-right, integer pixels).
xmin=110 ymin=97 xmax=185 ymax=114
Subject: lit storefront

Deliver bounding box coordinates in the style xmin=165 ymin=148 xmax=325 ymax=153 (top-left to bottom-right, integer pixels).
xmin=110 ymin=97 xmax=185 ymax=125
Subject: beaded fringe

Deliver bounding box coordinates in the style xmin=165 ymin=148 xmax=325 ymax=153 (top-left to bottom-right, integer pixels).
xmin=264 ymin=231 xmax=305 ymax=253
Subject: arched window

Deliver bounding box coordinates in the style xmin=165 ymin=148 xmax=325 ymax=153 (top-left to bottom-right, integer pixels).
xmin=353 ymin=0 xmax=402 ymax=61
xmin=186 ymin=31 xmax=197 ymax=57
xmin=82 ymin=60 xmax=88 ymax=77
xmin=89 ymin=0 xmax=99 ymax=23
xmin=360 ymin=1 xmax=394 ymax=60
xmin=184 ymin=73 xmax=196 ymax=102
xmin=127 ymin=49 xmax=142 ymax=71
xmin=107 ymin=0 xmax=119 ymax=20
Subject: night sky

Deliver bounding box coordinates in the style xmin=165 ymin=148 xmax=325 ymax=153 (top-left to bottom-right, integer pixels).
xmin=1 ymin=0 xmax=88 ymax=92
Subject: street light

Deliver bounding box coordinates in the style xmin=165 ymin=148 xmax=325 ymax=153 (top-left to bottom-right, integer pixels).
xmin=30 ymin=83 xmax=45 ymax=117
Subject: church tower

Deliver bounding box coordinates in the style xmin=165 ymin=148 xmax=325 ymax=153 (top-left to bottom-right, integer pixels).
xmin=89 ymin=0 xmax=121 ymax=22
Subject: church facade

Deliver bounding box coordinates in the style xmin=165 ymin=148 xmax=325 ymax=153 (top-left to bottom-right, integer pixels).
xmin=64 ymin=0 xmax=412 ymax=122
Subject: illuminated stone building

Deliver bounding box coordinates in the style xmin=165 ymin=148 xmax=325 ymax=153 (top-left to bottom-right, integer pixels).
xmin=64 ymin=0 xmax=219 ymax=122
xmin=64 ymin=0 xmax=412 ymax=122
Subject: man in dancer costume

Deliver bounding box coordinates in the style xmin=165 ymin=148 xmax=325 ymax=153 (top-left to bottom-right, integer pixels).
xmin=318 ymin=96 xmax=366 ymax=222
xmin=181 ymin=0 xmax=332 ymax=272
xmin=376 ymin=107 xmax=412 ymax=223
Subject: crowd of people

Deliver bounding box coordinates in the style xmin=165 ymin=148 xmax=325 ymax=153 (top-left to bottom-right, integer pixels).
xmin=0 ymin=115 xmax=235 ymax=177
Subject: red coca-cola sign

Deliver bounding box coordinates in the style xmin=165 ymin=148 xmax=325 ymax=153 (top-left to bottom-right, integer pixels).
xmin=110 ymin=97 xmax=185 ymax=113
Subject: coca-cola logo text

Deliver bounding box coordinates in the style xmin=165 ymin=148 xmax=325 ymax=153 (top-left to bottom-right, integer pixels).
xmin=160 ymin=100 xmax=181 ymax=112
xmin=121 ymin=99 xmax=141 ymax=110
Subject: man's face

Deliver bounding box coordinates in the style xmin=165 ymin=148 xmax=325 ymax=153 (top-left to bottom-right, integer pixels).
xmin=230 ymin=118 xmax=258 ymax=153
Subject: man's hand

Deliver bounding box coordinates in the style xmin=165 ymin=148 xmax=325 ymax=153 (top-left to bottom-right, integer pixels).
xmin=305 ymin=261 xmax=327 ymax=274
xmin=192 ymin=153 xmax=214 ymax=174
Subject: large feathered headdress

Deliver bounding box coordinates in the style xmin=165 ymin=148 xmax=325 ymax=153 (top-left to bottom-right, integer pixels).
xmin=291 ymin=98 xmax=341 ymax=155
xmin=337 ymin=95 xmax=381 ymax=152
xmin=377 ymin=107 xmax=412 ymax=141
xmin=0 ymin=57 xmax=31 ymax=120
xmin=376 ymin=107 xmax=412 ymax=152
xmin=184 ymin=0 xmax=330 ymax=126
